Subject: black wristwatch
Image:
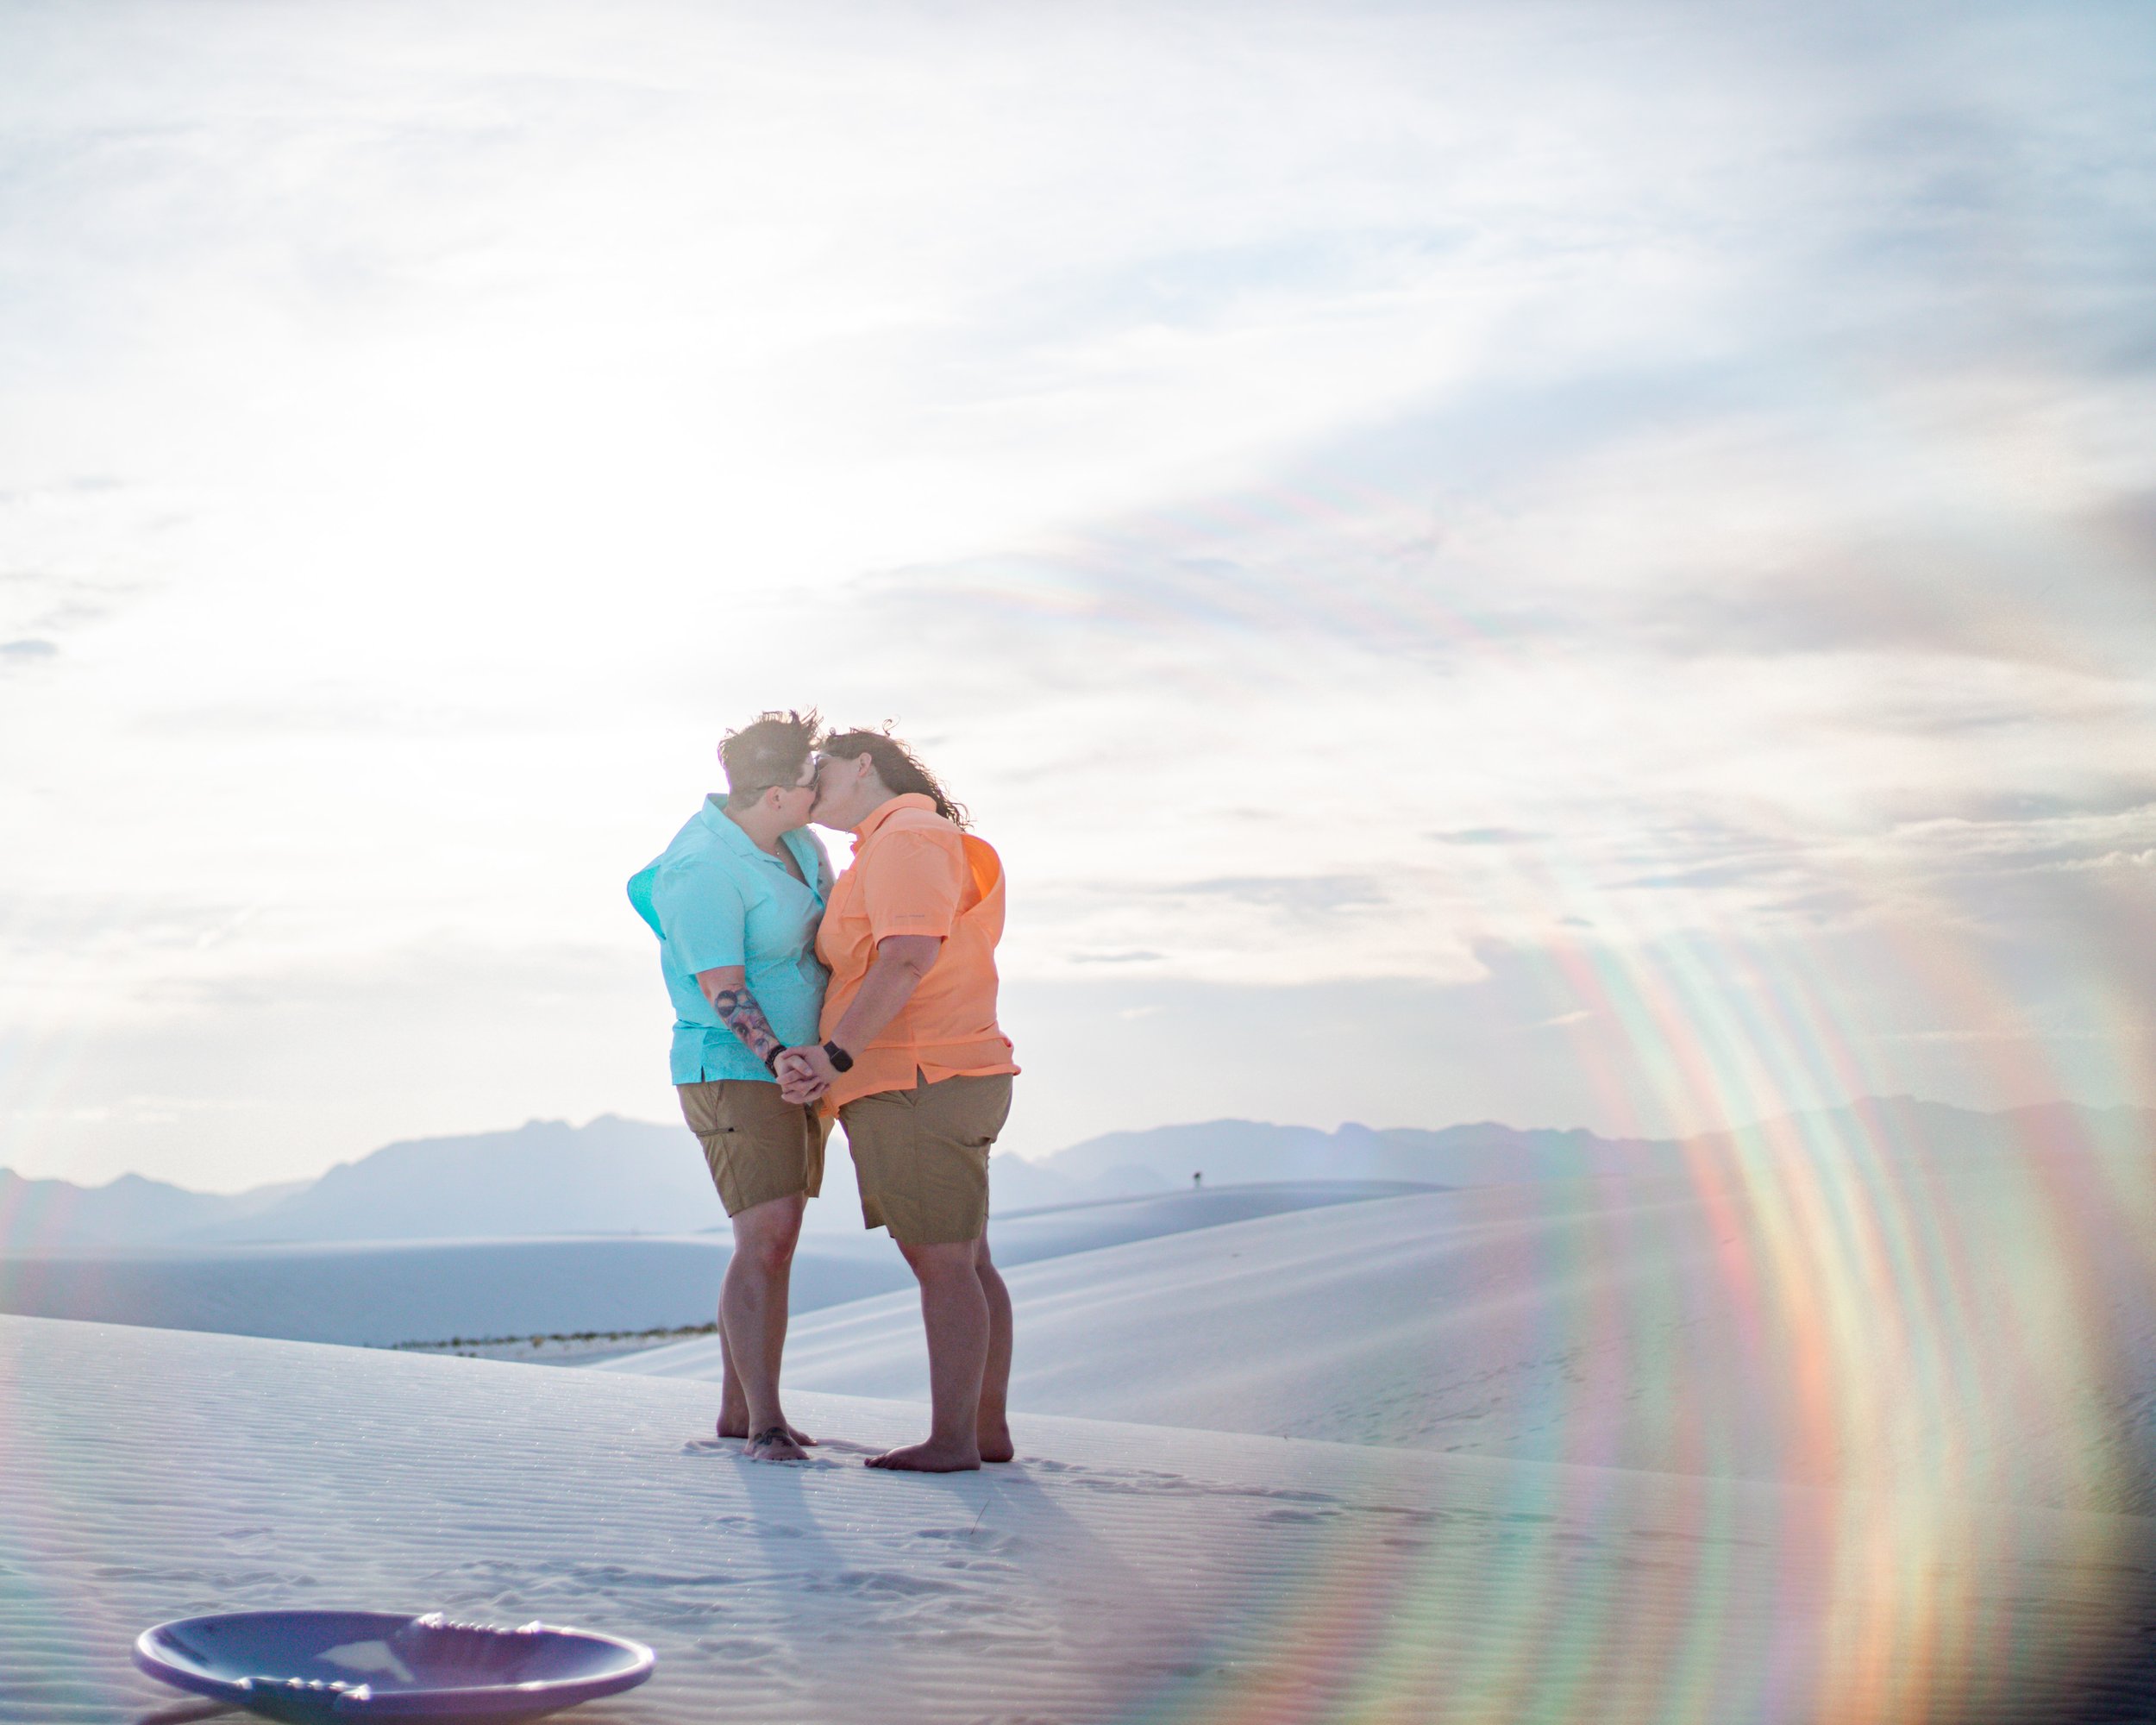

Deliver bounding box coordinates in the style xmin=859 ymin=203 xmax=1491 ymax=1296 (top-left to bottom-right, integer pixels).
xmin=822 ymin=1040 xmax=855 ymax=1073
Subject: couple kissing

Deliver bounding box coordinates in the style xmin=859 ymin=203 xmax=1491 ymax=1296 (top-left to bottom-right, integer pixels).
xmin=628 ymin=711 xmax=1019 ymax=1471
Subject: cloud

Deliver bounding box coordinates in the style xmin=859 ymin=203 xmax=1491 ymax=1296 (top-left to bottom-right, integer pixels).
xmin=1169 ymin=875 xmax=1388 ymax=915
xmin=136 ymin=693 xmax=491 ymax=737
xmin=0 ymin=933 xmax=666 ymax=1186
xmin=3 ymin=0 xmax=2154 ymax=1184
xmin=0 ymin=495 xmax=162 ymax=657
xmin=2090 ymin=488 xmax=2156 ymax=559
xmin=1624 ymin=859 xmax=1810 ymax=894
xmin=1431 ymin=828 xmax=1540 ymax=846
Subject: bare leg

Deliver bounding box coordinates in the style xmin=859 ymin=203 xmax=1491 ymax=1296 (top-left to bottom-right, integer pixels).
xmin=716 ymin=1318 xmax=748 ymax=1439
xmin=716 ymin=1320 xmax=812 ymax=1446
xmin=718 ymin=1193 xmax=810 ymax=1460
xmin=975 ymin=1239 xmax=1014 ymax=1463
xmin=868 ymin=1237 xmax=988 ymax=1471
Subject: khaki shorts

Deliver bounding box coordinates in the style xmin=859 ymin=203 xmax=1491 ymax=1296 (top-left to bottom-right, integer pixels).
xmin=678 ymin=1079 xmax=829 ymax=1217
xmin=840 ymin=1072 xmax=1013 ymax=1247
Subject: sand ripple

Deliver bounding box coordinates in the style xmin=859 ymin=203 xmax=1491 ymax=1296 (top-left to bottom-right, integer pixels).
xmin=4 ymin=1314 xmax=2155 ymax=1723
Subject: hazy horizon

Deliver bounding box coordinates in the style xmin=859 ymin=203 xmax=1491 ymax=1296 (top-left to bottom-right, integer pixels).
xmin=11 ymin=1088 xmax=2151 ymax=1201
xmin=3 ymin=0 xmax=2152 ymax=1190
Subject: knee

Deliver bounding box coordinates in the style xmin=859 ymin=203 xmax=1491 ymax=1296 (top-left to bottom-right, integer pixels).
xmin=905 ymin=1239 xmax=982 ymax=1284
xmin=733 ymin=1232 xmax=797 ymax=1280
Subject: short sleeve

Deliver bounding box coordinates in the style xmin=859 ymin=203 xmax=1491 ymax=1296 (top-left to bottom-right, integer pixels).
xmin=862 ymin=830 xmax=963 ymax=942
xmin=625 ymin=864 xmax=664 ymax=938
xmin=653 ymin=858 xmax=749 ymax=974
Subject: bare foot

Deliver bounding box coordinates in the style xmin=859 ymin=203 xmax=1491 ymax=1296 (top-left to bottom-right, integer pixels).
xmin=744 ymin=1425 xmax=810 ymax=1462
xmin=978 ymin=1422 xmax=1015 ymax=1464
xmin=866 ymin=1439 xmax=981 ymax=1472
xmin=718 ymin=1414 xmax=815 ymax=1446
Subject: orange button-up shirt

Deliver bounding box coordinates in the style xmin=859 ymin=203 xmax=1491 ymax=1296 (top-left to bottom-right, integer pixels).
xmin=815 ymin=794 xmax=1019 ymax=1110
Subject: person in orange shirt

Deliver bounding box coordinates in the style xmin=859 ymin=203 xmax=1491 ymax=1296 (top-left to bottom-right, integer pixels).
xmin=777 ymin=729 xmax=1020 ymax=1472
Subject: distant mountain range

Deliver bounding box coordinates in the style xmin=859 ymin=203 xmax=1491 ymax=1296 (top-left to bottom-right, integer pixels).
xmin=0 ymin=1118 xmax=713 ymax=1251
xmin=1037 ymin=1096 xmax=2156 ymax=1191
xmin=3 ymin=1097 xmax=2148 ymax=1253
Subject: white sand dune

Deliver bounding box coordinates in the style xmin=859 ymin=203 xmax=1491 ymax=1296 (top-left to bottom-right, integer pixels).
xmin=0 ymin=1237 xmax=906 ymax=1349
xmin=959 ymin=1176 xmax=1436 ymax=1265
xmin=799 ymin=1176 xmax=1436 ymax=1258
xmin=615 ymin=1176 xmax=2156 ymax=1515
xmin=7 ymin=1314 xmax=2156 ymax=1725
xmin=0 ymin=1182 xmax=1414 ymax=1351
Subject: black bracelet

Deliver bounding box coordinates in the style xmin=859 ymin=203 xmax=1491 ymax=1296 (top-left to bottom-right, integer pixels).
xmin=823 ymin=1040 xmax=855 ymax=1073
xmin=762 ymin=1046 xmax=781 ymax=1075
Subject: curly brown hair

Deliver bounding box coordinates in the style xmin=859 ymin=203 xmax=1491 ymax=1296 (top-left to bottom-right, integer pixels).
xmin=821 ymin=726 xmax=970 ymax=829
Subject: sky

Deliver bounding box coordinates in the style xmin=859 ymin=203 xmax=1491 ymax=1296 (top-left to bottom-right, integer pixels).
xmin=2 ymin=0 xmax=2152 ymax=1190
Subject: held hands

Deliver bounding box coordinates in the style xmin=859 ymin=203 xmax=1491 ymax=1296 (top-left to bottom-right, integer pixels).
xmin=776 ymin=1044 xmax=838 ymax=1107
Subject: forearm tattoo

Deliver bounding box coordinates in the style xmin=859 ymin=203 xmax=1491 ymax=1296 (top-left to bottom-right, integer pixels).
xmin=710 ymin=986 xmax=783 ymax=1068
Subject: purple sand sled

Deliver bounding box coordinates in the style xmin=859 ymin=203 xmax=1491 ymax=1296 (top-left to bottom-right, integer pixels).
xmin=133 ymin=1609 xmax=655 ymax=1722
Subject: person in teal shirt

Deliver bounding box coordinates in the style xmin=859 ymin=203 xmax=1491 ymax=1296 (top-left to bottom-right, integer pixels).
xmin=628 ymin=709 xmax=833 ymax=1461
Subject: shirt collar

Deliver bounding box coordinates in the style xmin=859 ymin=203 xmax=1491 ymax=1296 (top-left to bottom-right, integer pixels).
xmin=699 ymin=796 xmax=804 ymax=870
xmin=851 ymin=793 xmax=937 ymax=848
xmin=697 ymin=798 xmax=825 ymax=896
xmin=698 ymin=794 xmax=758 ymax=855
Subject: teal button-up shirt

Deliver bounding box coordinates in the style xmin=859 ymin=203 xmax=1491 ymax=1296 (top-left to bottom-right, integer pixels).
xmin=628 ymin=798 xmax=834 ymax=1085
